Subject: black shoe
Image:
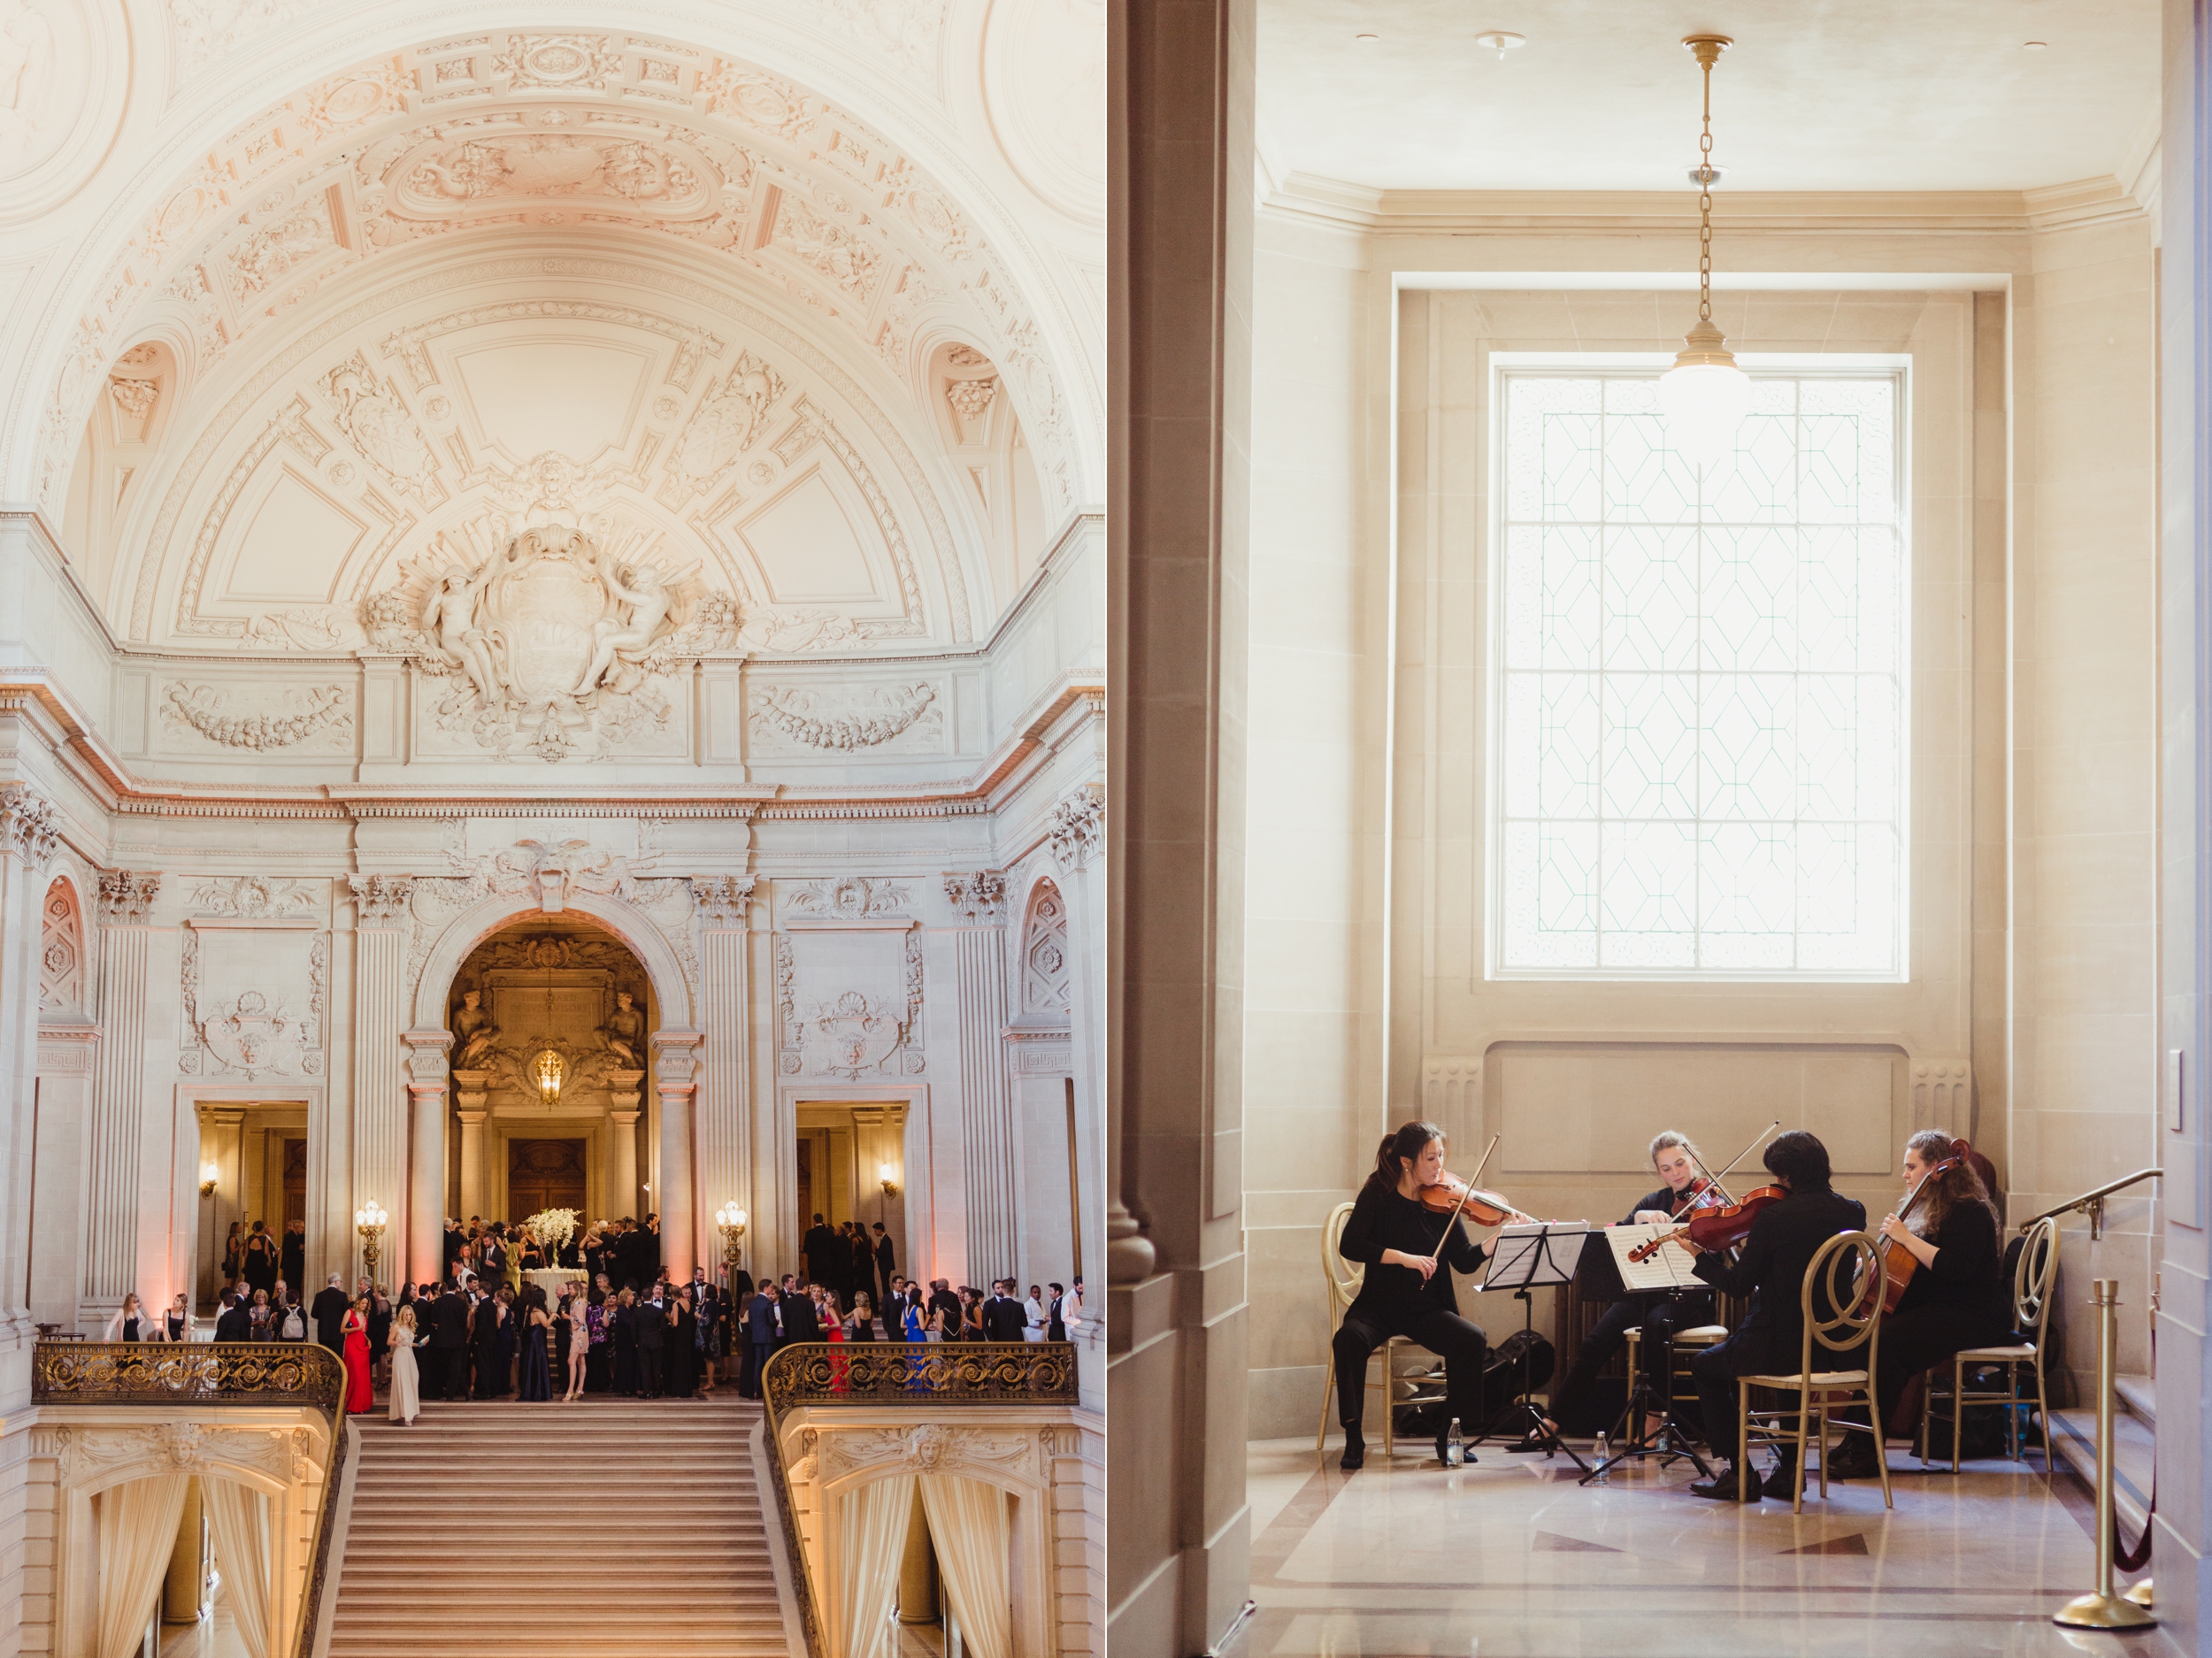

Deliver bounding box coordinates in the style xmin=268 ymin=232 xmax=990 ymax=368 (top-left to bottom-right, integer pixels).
xmin=1824 ymin=1439 xmax=1879 ymax=1481
xmin=1762 ymin=1461 xmax=1806 ymax=1500
xmin=1339 ymin=1428 xmax=1364 ymax=1470
xmin=1690 ymin=1464 xmax=1759 ymax=1501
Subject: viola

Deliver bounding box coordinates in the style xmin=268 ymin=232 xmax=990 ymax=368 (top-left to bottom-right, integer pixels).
xmin=1627 ymin=1185 xmax=1787 ymax=1262
xmin=1872 ymin=1139 xmax=1969 ymax=1315
xmin=1667 ymin=1176 xmax=1720 ymax=1218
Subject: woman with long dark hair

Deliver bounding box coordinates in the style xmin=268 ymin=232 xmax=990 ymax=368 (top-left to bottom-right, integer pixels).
xmin=1828 ymin=1129 xmax=2009 ymax=1480
xmin=1332 ymin=1120 xmax=1525 ymax=1470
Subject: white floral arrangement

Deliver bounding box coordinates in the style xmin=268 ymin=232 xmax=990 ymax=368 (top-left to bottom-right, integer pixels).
xmin=524 ymin=1208 xmax=580 ymax=1256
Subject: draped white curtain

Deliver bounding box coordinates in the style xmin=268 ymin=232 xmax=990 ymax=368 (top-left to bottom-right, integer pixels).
xmin=837 ymin=1473 xmax=916 ymax=1658
xmin=203 ymin=1478 xmax=273 ymax=1658
xmin=918 ymin=1475 xmax=1011 ymax=1658
xmin=93 ymin=1474 xmax=190 ymax=1658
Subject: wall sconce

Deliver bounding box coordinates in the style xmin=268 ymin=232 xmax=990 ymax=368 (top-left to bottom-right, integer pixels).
xmin=199 ymin=1163 xmax=219 ymax=1198
xmin=714 ymin=1202 xmax=747 ymax=1274
xmin=354 ymin=1201 xmax=388 ymax=1283
xmin=879 ymin=1161 xmax=899 ymax=1198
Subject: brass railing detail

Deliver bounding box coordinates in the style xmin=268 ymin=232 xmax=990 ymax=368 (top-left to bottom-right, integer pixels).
xmin=757 ymin=1340 xmax=1079 ymax=1658
xmin=2021 ymin=1169 xmax=2162 ymax=1241
xmin=32 ymin=1342 xmax=345 ymax=1416
xmin=289 ymin=1418 xmax=350 ymax=1658
xmin=762 ymin=1339 xmax=1079 ymax=1409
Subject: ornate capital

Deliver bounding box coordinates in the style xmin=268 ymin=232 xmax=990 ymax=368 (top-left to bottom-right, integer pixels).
xmin=0 ymin=785 xmax=60 ymax=870
xmin=941 ymin=870 xmax=1007 ymax=922
xmin=96 ymin=870 xmax=161 ymax=925
xmin=348 ymin=873 xmax=416 ymax=924
xmin=689 ymin=874 xmax=757 ymax=925
xmin=400 ymin=1027 xmax=453 ymax=1092
xmin=651 ymin=1029 xmax=703 ymax=1093
xmin=1048 ymin=787 xmax=1103 ymax=871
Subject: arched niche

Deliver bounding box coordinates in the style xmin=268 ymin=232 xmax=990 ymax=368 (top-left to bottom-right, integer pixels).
xmin=39 ymin=872 xmax=86 ymax=1016
xmin=411 ymin=890 xmax=696 ymax=1033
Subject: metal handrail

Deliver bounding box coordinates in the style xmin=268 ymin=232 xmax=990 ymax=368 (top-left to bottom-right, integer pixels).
xmin=2020 ymin=1169 xmax=2163 ymax=1238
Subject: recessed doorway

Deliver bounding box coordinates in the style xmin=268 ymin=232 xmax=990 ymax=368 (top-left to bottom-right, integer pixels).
xmin=508 ymin=1139 xmax=587 ymax=1217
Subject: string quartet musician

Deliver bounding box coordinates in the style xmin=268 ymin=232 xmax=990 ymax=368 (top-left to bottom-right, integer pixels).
xmin=1828 ymin=1130 xmax=2010 ymax=1479
xmin=1331 ymin=1120 xmax=1533 ymax=1471
xmin=1519 ymin=1130 xmax=1717 ymax=1452
xmin=1677 ymin=1131 xmax=1865 ymax=1501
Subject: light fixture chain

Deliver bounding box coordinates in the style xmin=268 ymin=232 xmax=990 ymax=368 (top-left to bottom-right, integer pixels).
xmin=1699 ymin=56 xmax=1714 ymax=324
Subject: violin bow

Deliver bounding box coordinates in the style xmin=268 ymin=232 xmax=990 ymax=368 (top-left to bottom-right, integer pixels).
xmin=1426 ymin=1134 xmax=1517 ymax=1268
xmin=1691 ymin=1119 xmax=1781 ymax=1208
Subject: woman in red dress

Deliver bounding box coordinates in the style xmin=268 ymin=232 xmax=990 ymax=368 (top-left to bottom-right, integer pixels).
xmin=342 ymin=1295 xmax=373 ymax=1415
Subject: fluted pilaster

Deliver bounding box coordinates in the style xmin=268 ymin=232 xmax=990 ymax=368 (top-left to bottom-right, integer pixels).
xmin=402 ymin=1028 xmax=451 ymax=1283
xmin=946 ymin=871 xmax=1015 ymax=1280
xmin=348 ymin=878 xmax=412 ymax=1282
xmin=85 ymin=871 xmax=159 ymax=1309
xmin=691 ymin=876 xmax=753 ymax=1269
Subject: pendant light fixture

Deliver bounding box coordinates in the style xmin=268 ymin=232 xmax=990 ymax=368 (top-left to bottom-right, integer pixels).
xmin=1658 ymin=33 xmax=1753 ymax=471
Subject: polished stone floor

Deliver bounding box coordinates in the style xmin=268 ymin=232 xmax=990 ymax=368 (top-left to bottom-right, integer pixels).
xmin=1244 ymin=1434 xmax=2162 ymax=1657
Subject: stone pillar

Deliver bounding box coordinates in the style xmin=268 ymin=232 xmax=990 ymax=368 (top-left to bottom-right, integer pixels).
xmin=609 ymin=1104 xmax=641 ymax=1221
xmin=346 ymin=878 xmax=412 ymax=1270
xmin=402 ymin=1030 xmax=451 ymax=1284
xmin=0 ymin=790 xmax=56 ymax=1347
xmin=83 ymin=870 xmax=159 ymax=1320
xmin=199 ymin=1107 xmax=246 ymax=1307
xmin=1110 ymin=0 xmax=1256 ymax=1648
xmin=453 ymin=1097 xmax=488 ymax=1219
xmin=691 ymin=877 xmax=753 ymax=1270
xmin=653 ymin=1031 xmax=703 ymax=1280
xmin=944 ymin=871 xmax=1016 ymax=1280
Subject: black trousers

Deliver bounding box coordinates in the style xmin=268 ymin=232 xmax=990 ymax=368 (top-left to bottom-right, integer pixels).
xmin=434 ymin=1346 xmax=467 ymax=1400
xmin=1843 ymin=1304 xmax=2013 ymax=1437
xmin=1548 ymin=1291 xmax=1713 ymax=1432
xmin=1691 ymin=1328 xmax=1790 ymax=1465
xmin=1333 ymin=1303 xmax=1487 ymax=1437
xmin=637 ymin=1346 xmax=664 ymax=1398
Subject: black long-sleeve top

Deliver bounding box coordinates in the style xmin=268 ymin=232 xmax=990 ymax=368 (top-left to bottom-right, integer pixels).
xmin=1895 ymin=1199 xmax=2009 ymax=1328
xmin=1691 ymin=1186 xmax=1865 ymax=1351
xmin=1338 ymin=1182 xmax=1488 ymax=1321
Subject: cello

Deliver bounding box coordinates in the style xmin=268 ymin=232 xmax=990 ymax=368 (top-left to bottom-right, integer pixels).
xmin=1870 ymin=1137 xmax=1970 ymax=1315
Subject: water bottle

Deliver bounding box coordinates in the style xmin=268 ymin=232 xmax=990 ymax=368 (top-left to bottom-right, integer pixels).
xmin=1594 ymin=1430 xmax=1609 ymax=1473
xmin=1443 ymin=1416 xmax=1464 ymax=1466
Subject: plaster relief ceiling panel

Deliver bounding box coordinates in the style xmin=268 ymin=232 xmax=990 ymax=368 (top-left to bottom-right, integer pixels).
xmin=219 ymin=464 xmax=371 ymax=606
xmin=735 ymin=465 xmax=887 ymax=607
xmin=1258 ymin=0 xmax=2161 ymax=194
xmin=450 ymin=338 xmax=653 ymax=466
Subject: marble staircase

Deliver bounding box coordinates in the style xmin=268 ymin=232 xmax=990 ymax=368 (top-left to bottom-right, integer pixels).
xmin=2050 ymin=1370 xmax=2154 ymax=1538
xmin=325 ymin=1397 xmax=797 ymax=1657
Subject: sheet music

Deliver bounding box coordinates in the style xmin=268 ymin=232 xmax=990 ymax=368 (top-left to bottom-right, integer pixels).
xmin=1603 ymin=1222 xmax=1703 ymax=1292
xmin=1479 ymin=1222 xmax=1590 ymax=1290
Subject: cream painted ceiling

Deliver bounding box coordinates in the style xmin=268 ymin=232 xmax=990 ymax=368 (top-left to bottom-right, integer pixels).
xmin=1258 ymin=0 xmax=2161 ymax=194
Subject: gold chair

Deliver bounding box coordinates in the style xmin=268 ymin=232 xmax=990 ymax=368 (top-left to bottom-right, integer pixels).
xmin=1315 ymin=1201 xmax=1449 ymax=1467
xmin=1663 ymin=1322 xmax=1729 ymax=1439
xmin=1737 ymin=1230 xmax=1893 ymax=1513
xmin=1919 ymin=1214 xmax=2059 ymax=1472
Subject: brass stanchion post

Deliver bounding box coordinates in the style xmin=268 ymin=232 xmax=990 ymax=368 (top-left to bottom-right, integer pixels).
xmin=2054 ymin=1279 xmax=2155 ymax=1629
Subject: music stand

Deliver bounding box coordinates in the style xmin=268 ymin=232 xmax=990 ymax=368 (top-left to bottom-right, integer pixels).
xmin=1474 ymin=1223 xmax=1590 ymax=1472
xmin=1578 ymin=1224 xmax=1715 ymax=1485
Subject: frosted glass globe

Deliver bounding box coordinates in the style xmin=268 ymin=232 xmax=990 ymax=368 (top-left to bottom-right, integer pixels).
xmin=1659 ymin=359 xmax=1754 ymax=472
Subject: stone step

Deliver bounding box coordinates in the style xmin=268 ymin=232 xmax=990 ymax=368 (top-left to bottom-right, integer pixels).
xmin=2115 ymin=1371 xmax=2155 ymax=1427
xmin=2049 ymin=1405 xmax=2155 ymax=1539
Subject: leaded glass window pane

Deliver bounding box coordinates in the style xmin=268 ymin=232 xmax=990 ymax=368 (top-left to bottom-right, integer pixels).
xmin=1493 ymin=365 xmax=1907 ymax=979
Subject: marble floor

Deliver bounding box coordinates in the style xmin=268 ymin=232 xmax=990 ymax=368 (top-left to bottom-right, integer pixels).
xmin=1242 ymin=1433 xmax=2162 ymax=1657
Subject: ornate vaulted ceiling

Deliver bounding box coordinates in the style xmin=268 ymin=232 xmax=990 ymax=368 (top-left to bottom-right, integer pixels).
xmin=2 ymin=1 xmax=1103 ymax=660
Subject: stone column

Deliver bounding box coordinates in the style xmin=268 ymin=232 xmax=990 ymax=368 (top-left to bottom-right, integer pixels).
xmin=199 ymin=1107 xmax=246 ymax=1307
xmin=608 ymin=1104 xmax=641 ymax=1220
xmin=691 ymin=877 xmax=753 ymax=1269
xmin=346 ymin=878 xmax=412 ymax=1269
xmin=453 ymin=1094 xmax=488 ymax=1219
xmin=83 ymin=870 xmax=159 ymax=1319
xmin=402 ymin=1030 xmax=451 ymax=1284
xmin=653 ymin=1031 xmax=703 ymax=1280
xmin=944 ymin=871 xmax=1016 ymax=1280
xmin=0 ymin=787 xmax=60 ymax=1340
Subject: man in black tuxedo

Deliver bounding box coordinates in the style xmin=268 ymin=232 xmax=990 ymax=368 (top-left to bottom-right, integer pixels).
xmin=872 ymin=1224 xmax=895 ymax=1307
xmin=310 ymin=1274 xmax=349 ymax=1354
xmin=431 ymin=1279 xmax=472 ymax=1400
xmin=741 ymin=1285 xmax=780 ymax=1397
xmin=479 ymin=1227 xmax=507 ymax=1291
xmin=213 ymin=1293 xmax=252 ymax=1342
xmin=982 ymin=1280 xmax=1027 ymax=1342
xmin=634 ymin=1286 xmax=666 ymax=1398
xmin=1686 ymin=1131 xmax=1869 ymax=1502
xmin=802 ymin=1215 xmax=841 ymax=1296
xmin=926 ymin=1278 xmax=961 ymax=1332
xmin=280 ymin=1221 xmax=305 ymax=1290
xmin=442 ymin=1219 xmax=464 ymax=1273
xmin=780 ymin=1285 xmax=822 ymax=1347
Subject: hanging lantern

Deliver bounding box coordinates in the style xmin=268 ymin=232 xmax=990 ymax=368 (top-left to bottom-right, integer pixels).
xmin=534 ymin=1047 xmax=565 ymax=1108
xmin=1659 ymin=35 xmax=1754 ymax=472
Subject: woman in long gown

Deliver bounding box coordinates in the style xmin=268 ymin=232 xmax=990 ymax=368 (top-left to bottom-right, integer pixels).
xmin=666 ymin=1290 xmax=698 ymax=1399
xmin=242 ymin=1224 xmax=278 ymax=1300
xmin=561 ymin=1296 xmax=588 ymax=1401
xmin=387 ymin=1306 xmax=420 ymax=1425
xmin=584 ymin=1297 xmax=611 ymax=1393
xmin=342 ymin=1298 xmax=373 ymax=1415
xmin=518 ymin=1299 xmax=553 ymax=1401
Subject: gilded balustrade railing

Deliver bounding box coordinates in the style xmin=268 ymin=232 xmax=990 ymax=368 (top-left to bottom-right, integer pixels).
xmin=33 ymin=1343 xmax=349 ymax=1658
xmin=757 ymin=1340 xmax=1079 ymax=1658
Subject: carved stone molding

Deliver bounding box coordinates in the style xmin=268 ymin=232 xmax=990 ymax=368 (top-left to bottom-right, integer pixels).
xmin=188 ymin=876 xmax=319 ymax=919
xmin=689 ymin=874 xmax=757 ymax=925
xmin=1048 ymin=787 xmax=1103 ymax=871
xmin=775 ymin=933 xmax=799 ymax=1074
xmin=198 ymin=988 xmax=308 ymax=1080
xmin=817 ymin=1422 xmax=1040 ymax=1482
xmin=750 ymin=681 xmax=941 ymax=752
xmin=33 ymin=1419 xmax=319 ymax=1490
xmin=0 ymin=784 xmax=60 ymax=869
xmin=96 ymin=870 xmax=161 ymax=925
xmin=942 ymin=870 xmax=1006 ymax=922
xmin=401 ymin=1028 xmax=454 ymax=1092
xmin=786 ymin=876 xmax=912 ymax=920
xmin=799 ymin=990 xmax=906 ymax=1079
xmin=162 ymin=683 xmax=353 ymax=751
xmin=348 ymin=874 xmax=416 ymax=924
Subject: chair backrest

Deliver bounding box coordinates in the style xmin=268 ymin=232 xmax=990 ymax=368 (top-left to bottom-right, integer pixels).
xmin=2014 ymin=1215 xmax=2060 ymax=1337
xmin=1321 ymin=1202 xmax=1363 ymax=1321
xmin=1802 ymin=1231 xmax=1884 ymax=1374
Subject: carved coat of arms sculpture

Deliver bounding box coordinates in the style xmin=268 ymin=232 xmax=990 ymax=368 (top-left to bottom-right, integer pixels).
xmin=366 ymin=519 xmax=739 ymax=762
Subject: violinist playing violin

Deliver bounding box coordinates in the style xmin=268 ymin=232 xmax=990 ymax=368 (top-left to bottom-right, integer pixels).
xmin=1519 ymin=1131 xmax=1717 ymax=1452
xmin=1826 ymin=1130 xmax=2008 ymax=1481
xmin=1678 ymin=1130 xmax=1865 ymax=1501
xmin=1332 ymin=1121 xmax=1533 ymax=1470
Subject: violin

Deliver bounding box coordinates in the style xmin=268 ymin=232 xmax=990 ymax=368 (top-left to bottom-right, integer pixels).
xmin=1626 ymin=1185 xmax=1787 ymax=1262
xmin=1666 ymin=1176 xmax=1720 ymax=1218
xmin=1871 ymin=1138 xmax=1969 ymax=1315
xmin=1416 ymin=1171 xmax=1524 ymax=1228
